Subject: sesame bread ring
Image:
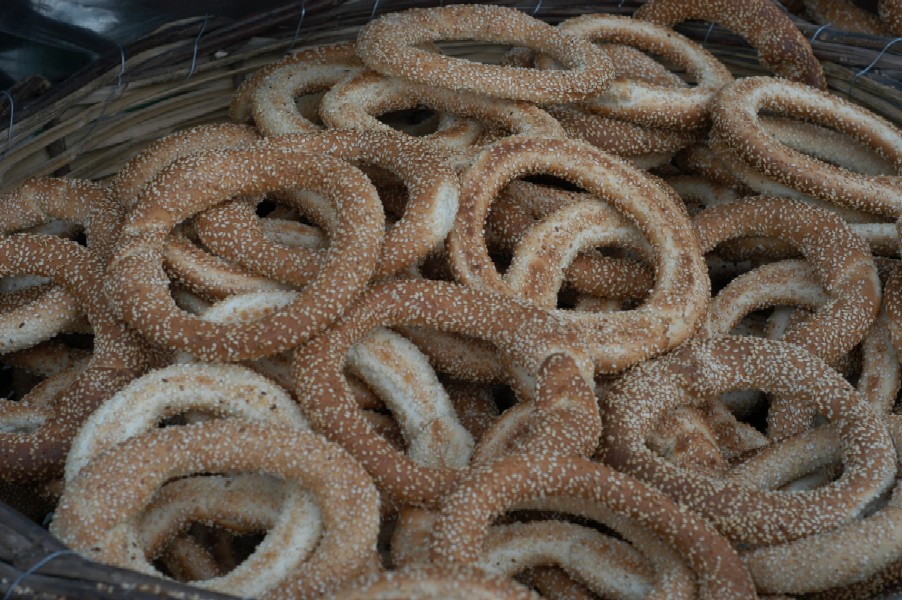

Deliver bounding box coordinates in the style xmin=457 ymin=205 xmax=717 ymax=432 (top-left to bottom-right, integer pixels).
xmin=231 ymin=41 xmax=360 ymax=125
xmin=710 ymin=77 xmax=902 ymax=218
xmin=602 ymin=43 xmax=690 ymax=87
xmin=447 ymin=136 xmax=708 ymax=373
xmin=0 ymin=178 xmax=127 ymax=353
xmin=0 ymin=234 xmax=151 ymax=482
xmin=320 ymin=70 xmax=565 ymax=166
xmin=51 ymin=420 xmax=381 ymax=600
xmin=346 ymin=327 xmax=476 ymax=470
xmin=0 ymin=177 xmax=124 ymax=261
xmin=468 ymin=352 xmax=601 ymax=464
xmin=482 ymin=521 xmax=690 ymax=599
xmin=157 ymin=535 xmax=221 ymax=582
xmin=63 ymin=362 xmax=309 ymax=483
xmin=804 ymin=0 xmax=890 ymax=35
xmin=250 ymin=60 xmax=362 ymax=136
xmin=483 ymin=181 xmax=654 ymax=302
xmin=104 ymin=139 xmax=384 ymax=362
xmin=543 ymin=14 xmax=733 ymax=130
xmin=547 ymin=106 xmax=701 ymax=157
xmin=292 ymin=279 xmax=594 ymax=506
xmin=600 ymin=335 xmax=896 ymax=546
xmin=702 ymin=257 xmax=898 ymax=432
xmin=695 ymin=197 xmax=880 ymax=369
xmin=193 ymin=198 xmax=323 ymax=288
xmin=693 ymin=194 xmax=881 ymax=442
xmin=882 ymin=0 xmax=902 ymax=34
xmin=634 ymin=0 xmax=826 ymax=89
xmin=355 ymin=4 xmax=614 ymax=104
xmin=331 ymin=564 xmax=543 ymax=600
xmin=430 ymin=453 xmax=756 ymax=599
xmin=162 ymin=227 xmax=292 ymax=302
xmin=135 ymin=473 xmax=323 ymax=598
xmin=734 ymin=417 xmax=902 ymax=595
xmin=195 ymin=131 xmax=459 ymax=280
xmin=110 ymin=123 xmax=261 ymax=211
xmin=250 ymin=55 xmax=483 ymax=146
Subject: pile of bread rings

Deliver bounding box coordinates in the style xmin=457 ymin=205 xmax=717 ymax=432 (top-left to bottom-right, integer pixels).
xmin=1 ymin=1 xmax=901 ymax=598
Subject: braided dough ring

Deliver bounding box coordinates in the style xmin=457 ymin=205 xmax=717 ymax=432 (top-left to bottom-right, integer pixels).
xmin=634 ymin=0 xmax=826 ymax=88
xmin=710 ymin=77 xmax=902 ymax=218
xmin=600 ymin=335 xmax=896 ymax=545
xmin=447 ymin=136 xmax=708 ymax=373
xmin=104 ymin=139 xmax=384 ymax=361
xmin=545 ymin=14 xmax=732 ymax=129
xmin=356 ymin=4 xmax=614 ymax=103
xmin=51 ymin=420 xmax=380 ymax=600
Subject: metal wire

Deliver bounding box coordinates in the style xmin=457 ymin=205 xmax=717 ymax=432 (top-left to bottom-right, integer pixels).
xmin=186 ymin=16 xmax=211 ymax=80
xmin=289 ymin=0 xmax=307 ymax=50
xmin=116 ymin=45 xmax=126 ymax=89
xmin=370 ymin=0 xmax=381 ymax=22
xmin=810 ymin=23 xmax=831 ymax=43
xmin=848 ymin=36 xmax=902 ymax=98
xmin=2 ymin=550 xmax=79 ymax=600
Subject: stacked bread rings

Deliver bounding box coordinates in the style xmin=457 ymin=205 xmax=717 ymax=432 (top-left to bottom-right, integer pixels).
xmin=1 ymin=2 xmax=901 ymax=598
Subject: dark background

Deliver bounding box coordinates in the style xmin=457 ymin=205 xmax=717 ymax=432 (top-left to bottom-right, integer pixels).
xmin=0 ymin=0 xmax=292 ymax=89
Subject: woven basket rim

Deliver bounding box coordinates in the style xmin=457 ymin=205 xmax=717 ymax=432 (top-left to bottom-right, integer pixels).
xmin=0 ymin=0 xmax=900 ymax=191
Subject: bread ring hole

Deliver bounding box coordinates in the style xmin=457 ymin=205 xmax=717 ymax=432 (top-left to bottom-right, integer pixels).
xmin=352 ymin=164 xmax=410 ymax=224
xmin=433 ymin=41 xmax=520 ymax=65
xmin=606 ymin=46 xmax=699 ymax=87
xmin=758 ymin=113 xmax=898 ymax=176
xmin=153 ymin=522 xmax=267 ymax=583
xmin=294 ymin=91 xmax=325 ymax=126
xmin=377 ymin=107 xmax=442 ymax=137
xmin=0 ymin=364 xmax=40 ymax=403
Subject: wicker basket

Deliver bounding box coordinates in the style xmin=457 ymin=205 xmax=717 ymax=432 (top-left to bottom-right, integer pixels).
xmin=0 ymin=0 xmax=900 ymax=597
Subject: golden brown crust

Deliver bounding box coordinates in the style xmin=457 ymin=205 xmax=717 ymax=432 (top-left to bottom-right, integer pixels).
xmin=52 ymin=420 xmax=381 ymax=600
xmin=104 ymin=138 xmax=384 ymax=361
xmin=430 ymin=453 xmax=756 ymax=599
xmin=710 ymin=77 xmax=902 ymax=218
xmin=600 ymin=335 xmax=896 ymax=546
xmin=356 ymin=5 xmax=614 ymax=103
xmin=635 ymin=0 xmax=827 ymax=88
xmin=804 ymin=0 xmax=890 ymax=35
xmin=447 ymin=136 xmax=709 ymax=373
